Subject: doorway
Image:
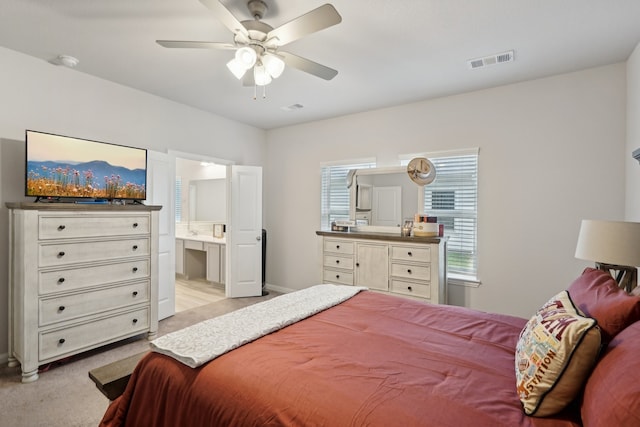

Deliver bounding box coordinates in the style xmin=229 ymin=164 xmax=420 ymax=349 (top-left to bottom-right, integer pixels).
xmin=174 ymin=153 xmax=231 ymax=313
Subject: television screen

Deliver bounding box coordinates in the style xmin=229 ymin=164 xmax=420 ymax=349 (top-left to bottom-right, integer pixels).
xmin=25 ymin=130 xmax=147 ymax=201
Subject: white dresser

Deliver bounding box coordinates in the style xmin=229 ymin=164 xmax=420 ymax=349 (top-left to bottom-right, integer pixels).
xmin=6 ymin=203 xmax=161 ymax=383
xmin=317 ymin=231 xmax=447 ymax=304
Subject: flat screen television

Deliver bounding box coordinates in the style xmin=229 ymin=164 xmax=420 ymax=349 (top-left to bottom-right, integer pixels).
xmin=25 ymin=130 xmax=147 ymax=202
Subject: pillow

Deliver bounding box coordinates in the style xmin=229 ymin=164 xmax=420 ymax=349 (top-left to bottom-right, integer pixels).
xmin=515 ymin=291 xmax=601 ymax=417
xmin=568 ymin=267 xmax=640 ymax=342
xmin=581 ymin=321 xmax=640 ymax=426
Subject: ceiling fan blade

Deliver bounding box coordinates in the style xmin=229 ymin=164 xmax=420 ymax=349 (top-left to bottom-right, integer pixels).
xmin=199 ymin=0 xmax=249 ymax=38
xmin=279 ymin=51 xmax=338 ymax=80
xmin=267 ymin=4 xmax=341 ymax=47
xmin=156 ymin=40 xmax=236 ymax=50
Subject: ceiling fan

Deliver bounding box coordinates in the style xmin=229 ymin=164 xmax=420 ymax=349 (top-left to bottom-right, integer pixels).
xmin=157 ymin=0 xmax=342 ymax=89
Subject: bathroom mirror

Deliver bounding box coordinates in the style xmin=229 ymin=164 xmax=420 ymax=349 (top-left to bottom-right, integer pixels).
xmin=188 ymin=179 xmax=226 ymax=222
xmin=349 ymin=166 xmax=422 ymax=228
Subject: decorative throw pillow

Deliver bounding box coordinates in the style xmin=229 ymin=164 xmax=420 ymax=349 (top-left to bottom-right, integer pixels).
xmin=568 ymin=267 xmax=640 ymax=342
xmin=515 ymin=291 xmax=601 ymax=417
xmin=581 ymin=321 xmax=640 ymax=426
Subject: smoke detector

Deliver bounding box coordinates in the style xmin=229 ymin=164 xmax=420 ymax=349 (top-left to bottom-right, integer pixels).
xmin=467 ymin=50 xmax=514 ymax=69
xmin=56 ymin=55 xmax=80 ymax=68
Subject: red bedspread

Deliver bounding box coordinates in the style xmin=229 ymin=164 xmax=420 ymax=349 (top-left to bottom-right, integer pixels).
xmin=100 ymin=291 xmax=581 ymax=427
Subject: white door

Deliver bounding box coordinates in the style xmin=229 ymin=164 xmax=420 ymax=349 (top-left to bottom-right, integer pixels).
xmin=226 ymin=165 xmax=262 ymax=298
xmin=372 ymin=186 xmax=402 ymax=227
xmin=147 ymin=150 xmax=176 ymax=319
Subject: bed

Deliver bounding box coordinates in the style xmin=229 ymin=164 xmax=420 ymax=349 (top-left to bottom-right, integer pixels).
xmin=99 ymin=268 xmax=640 ymax=427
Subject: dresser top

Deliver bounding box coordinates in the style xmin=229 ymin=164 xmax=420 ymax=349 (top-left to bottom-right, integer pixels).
xmin=316 ymin=230 xmax=446 ymax=244
xmin=6 ymin=202 xmax=162 ymax=211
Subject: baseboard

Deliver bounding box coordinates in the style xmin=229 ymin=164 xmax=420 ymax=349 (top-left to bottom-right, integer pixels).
xmin=0 ymin=352 xmax=8 ymax=365
xmin=264 ymin=283 xmax=295 ymax=294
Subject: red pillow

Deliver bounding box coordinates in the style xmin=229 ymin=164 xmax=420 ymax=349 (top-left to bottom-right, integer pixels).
xmin=581 ymin=321 xmax=640 ymax=426
xmin=568 ymin=267 xmax=640 ymax=342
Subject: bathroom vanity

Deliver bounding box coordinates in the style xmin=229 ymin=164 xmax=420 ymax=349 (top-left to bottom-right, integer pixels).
xmin=175 ymin=235 xmax=226 ymax=284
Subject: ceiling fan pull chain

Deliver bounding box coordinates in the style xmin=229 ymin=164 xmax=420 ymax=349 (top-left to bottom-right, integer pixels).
xmin=253 ymin=84 xmax=257 ymax=101
xmin=263 ymin=84 xmax=267 ymax=99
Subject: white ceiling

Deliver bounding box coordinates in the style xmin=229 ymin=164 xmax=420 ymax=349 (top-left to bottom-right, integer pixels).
xmin=2 ymin=0 xmax=640 ymax=130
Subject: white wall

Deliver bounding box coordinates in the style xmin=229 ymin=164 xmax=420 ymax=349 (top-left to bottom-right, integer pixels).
xmin=0 ymin=47 xmax=266 ymax=360
xmin=626 ymin=42 xmax=640 ymax=219
xmin=265 ymin=63 xmax=627 ymax=319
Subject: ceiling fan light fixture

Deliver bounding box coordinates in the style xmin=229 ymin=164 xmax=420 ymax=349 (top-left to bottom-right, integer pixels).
xmin=226 ymin=58 xmax=247 ymax=79
xmin=235 ymin=46 xmax=257 ymax=69
xmin=262 ymin=54 xmax=285 ymax=78
xmin=254 ymin=63 xmax=272 ymax=86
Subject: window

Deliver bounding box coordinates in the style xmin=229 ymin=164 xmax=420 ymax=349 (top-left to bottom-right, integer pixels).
xmin=403 ymin=149 xmax=479 ymax=281
xmin=320 ymin=159 xmax=375 ymax=230
xmin=175 ymin=177 xmax=182 ymax=223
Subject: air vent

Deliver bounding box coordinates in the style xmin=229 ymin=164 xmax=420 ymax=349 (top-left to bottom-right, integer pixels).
xmin=281 ymin=103 xmax=304 ymax=112
xmin=467 ymin=50 xmax=514 ymax=69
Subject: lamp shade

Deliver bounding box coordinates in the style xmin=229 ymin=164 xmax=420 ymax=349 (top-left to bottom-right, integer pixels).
xmin=226 ymin=59 xmax=248 ymax=79
xmin=575 ymin=219 xmax=640 ymax=267
xmin=262 ymin=54 xmax=285 ymax=78
xmin=253 ymin=63 xmax=272 ymax=86
xmin=235 ymin=47 xmax=257 ymax=69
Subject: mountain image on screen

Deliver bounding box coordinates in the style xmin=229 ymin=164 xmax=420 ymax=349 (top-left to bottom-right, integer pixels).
xmin=26 ymin=159 xmax=146 ymax=200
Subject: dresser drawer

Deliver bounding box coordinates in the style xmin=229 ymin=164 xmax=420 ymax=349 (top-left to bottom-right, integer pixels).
xmin=390 ymin=262 xmax=431 ymax=281
xmin=184 ymin=239 xmax=204 ymax=251
xmin=39 ymin=215 xmax=150 ymax=240
xmin=39 ymin=260 xmax=150 ymax=295
xmin=390 ymin=245 xmax=431 ymax=263
xmin=390 ymin=280 xmax=431 ymax=299
xmin=39 ymin=307 xmax=149 ymax=361
xmin=39 ymin=281 xmax=150 ymax=326
xmin=323 ymin=268 xmax=354 ymax=285
xmin=39 ymin=237 xmax=149 ymax=267
xmin=323 ymin=239 xmax=354 ymax=255
xmin=323 ymin=255 xmax=354 ymax=270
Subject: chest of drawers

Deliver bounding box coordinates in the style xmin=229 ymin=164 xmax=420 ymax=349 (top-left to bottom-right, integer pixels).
xmin=318 ymin=231 xmax=447 ymax=304
xmin=7 ymin=203 xmax=161 ymax=383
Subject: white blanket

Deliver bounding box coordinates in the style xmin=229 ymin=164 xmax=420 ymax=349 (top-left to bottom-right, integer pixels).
xmin=151 ymin=284 xmax=367 ymax=368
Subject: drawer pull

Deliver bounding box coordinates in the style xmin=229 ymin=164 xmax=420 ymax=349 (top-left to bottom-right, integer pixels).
xmin=133 ymin=222 xmax=139 ymax=228
xmin=132 ymin=267 xmax=138 ymax=273
xmin=132 ymin=245 xmax=138 ymax=250
xmin=132 ymin=318 xmax=138 ymax=324
xmin=407 ymin=269 xmax=412 ymax=274
xmin=132 ymin=291 xmax=138 ymax=297
xmin=335 ymin=274 xmax=340 ymax=279
xmin=335 ymin=260 xmax=340 ymax=264
xmin=58 ymin=338 xmax=65 ymax=345
xmin=58 ymin=306 xmax=65 ymax=312
xmin=407 ymin=251 xmax=412 ymax=256
xmin=356 ymin=262 xmax=360 ymax=267
xmin=407 ymin=286 xmax=413 ymax=292
xmin=57 ymin=251 xmax=66 ymax=257
xmin=57 ymin=225 xmax=66 ymax=231
xmin=336 ymin=245 xmax=340 ymax=249
xmin=58 ymin=278 xmax=65 ymax=284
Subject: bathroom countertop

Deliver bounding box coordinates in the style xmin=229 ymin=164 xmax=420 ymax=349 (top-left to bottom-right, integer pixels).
xmin=176 ymin=234 xmax=226 ymax=244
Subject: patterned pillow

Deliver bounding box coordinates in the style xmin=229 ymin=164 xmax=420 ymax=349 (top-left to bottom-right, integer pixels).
xmin=515 ymin=291 xmax=602 ymax=417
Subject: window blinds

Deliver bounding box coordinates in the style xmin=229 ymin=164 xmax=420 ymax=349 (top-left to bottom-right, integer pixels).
xmin=423 ymin=152 xmax=478 ymax=279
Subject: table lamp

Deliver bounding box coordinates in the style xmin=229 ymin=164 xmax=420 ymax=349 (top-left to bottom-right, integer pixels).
xmin=575 ymin=219 xmax=640 ymax=292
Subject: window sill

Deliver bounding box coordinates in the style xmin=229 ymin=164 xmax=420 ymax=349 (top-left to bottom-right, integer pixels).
xmin=447 ymin=275 xmax=481 ymax=288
